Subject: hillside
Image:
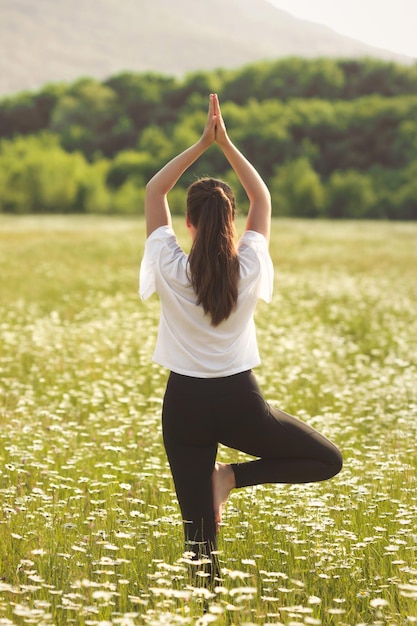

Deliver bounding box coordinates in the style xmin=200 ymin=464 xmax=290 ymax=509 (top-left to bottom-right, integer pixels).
xmin=0 ymin=0 xmax=412 ymax=97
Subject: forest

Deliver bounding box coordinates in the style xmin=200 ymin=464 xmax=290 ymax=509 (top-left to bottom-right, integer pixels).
xmin=1 ymin=57 xmax=417 ymax=219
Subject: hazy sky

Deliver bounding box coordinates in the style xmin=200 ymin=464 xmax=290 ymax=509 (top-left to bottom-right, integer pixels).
xmin=269 ymin=0 xmax=417 ymax=59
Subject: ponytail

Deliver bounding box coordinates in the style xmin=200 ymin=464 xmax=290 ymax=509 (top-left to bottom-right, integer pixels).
xmin=187 ymin=178 xmax=239 ymax=326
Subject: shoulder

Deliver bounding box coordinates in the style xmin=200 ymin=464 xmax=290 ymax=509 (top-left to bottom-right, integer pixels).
xmin=238 ymin=230 xmax=269 ymax=255
xmin=145 ymin=225 xmax=177 ymax=245
xmin=144 ymin=225 xmax=183 ymax=258
xmin=140 ymin=226 xmax=186 ymax=300
xmin=144 ymin=225 xmax=187 ymax=281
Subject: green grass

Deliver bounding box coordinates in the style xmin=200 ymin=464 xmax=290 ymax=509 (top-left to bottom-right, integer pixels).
xmin=1 ymin=215 xmax=417 ymax=625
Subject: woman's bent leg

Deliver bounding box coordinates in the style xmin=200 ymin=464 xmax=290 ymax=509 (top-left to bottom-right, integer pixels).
xmin=216 ymin=372 xmax=343 ymax=488
xmin=230 ymin=405 xmax=343 ymax=488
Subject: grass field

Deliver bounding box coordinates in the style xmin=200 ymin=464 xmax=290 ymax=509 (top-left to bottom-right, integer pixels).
xmin=0 ymin=215 xmax=416 ymax=626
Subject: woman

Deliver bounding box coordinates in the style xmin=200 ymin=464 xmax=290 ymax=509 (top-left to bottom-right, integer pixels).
xmin=140 ymin=94 xmax=342 ymax=581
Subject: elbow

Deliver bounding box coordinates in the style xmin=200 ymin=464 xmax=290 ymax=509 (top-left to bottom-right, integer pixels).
xmin=145 ymin=178 xmax=155 ymax=193
xmin=145 ymin=178 xmax=168 ymax=199
xmin=145 ymin=179 xmax=163 ymax=202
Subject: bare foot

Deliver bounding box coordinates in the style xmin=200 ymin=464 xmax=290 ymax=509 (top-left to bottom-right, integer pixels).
xmin=212 ymin=462 xmax=236 ymax=533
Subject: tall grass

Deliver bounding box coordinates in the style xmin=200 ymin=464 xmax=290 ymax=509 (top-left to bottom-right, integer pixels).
xmin=0 ymin=215 xmax=416 ymax=625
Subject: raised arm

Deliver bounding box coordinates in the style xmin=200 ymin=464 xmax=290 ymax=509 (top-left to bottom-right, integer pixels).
xmin=213 ymin=94 xmax=271 ymax=242
xmin=144 ymin=95 xmax=217 ymax=237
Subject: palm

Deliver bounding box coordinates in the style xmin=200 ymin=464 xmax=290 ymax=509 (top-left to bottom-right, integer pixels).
xmin=212 ymin=94 xmax=227 ymax=143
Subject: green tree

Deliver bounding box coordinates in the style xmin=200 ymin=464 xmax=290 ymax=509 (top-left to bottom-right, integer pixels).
xmin=0 ymin=133 xmax=88 ymax=213
xmin=0 ymin=83 xmax=65 ymax=138
xmin=106 ymin=72 xmax=178 ymax=131
xmin=167 ymin=70 xmax=222 ymax=109
xmin=221 ymin=63 xmax=270 ymax=105
xmin=113 ymin=181 xmax=146 ymax=215
xmin=50 ymin=78 xmax=119 ymax=158
xmin=265 ymin=57 xmax=345 ymax=100
xmin=394 ymin=160 xmax=417 ymax=219
xmin=136 ymin=126 xmax=174 ymax=180
xmin=394 ymin=118 xmax=417 ymax=164
xmin=106 ymin=151 xmax=148 ymax=189
xmin=75 ymin=159 xmax=112 ymax=213
xmin=229 ymin=99 xmax=292 ymax=179
xmin=342 ymin=96 xmax=417 ymax=170
xmin=270 ymin=158 xmax=325 ymax=217
xmin=324 ymin=170 xmax=377 ymax=218
xmin=340 ymin=58 xmax=417 ymax=98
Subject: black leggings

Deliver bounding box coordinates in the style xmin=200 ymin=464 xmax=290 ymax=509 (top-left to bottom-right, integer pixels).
xmin=162 ymin=370 xmax=342 ymax=570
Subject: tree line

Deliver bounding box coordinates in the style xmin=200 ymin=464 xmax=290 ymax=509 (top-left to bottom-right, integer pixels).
xmin=1 ymin=57 xmax=416 ymax=219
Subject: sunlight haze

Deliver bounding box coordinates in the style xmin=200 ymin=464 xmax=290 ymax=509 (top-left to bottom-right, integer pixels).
xmin=269 ymin=0 xmax=417 ymax=59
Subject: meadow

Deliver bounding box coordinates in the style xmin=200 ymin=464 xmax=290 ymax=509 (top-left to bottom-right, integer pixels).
xmin=0 ymin=215 xmax=416 ymax=626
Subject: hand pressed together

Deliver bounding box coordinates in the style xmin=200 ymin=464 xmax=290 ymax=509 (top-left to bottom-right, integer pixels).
xmin=200 ymin=93 xmax=229 ymax=148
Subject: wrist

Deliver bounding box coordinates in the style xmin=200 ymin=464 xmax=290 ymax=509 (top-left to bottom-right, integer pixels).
xmin=198 ymin=136 xmax=213 ymax=151
xmin=217 ymin=134 xmax=233 ymax=151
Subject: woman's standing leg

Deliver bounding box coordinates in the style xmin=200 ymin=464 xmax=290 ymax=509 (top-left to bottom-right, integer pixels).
xmin=162 ymin=373 xmax=220 ymax=581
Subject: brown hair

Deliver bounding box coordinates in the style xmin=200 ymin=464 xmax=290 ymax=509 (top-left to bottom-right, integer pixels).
xmin=187 ymin=177 xmax=240 ymax=326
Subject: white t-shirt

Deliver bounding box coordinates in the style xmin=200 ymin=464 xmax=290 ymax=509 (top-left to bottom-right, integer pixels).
xmin=139 ymin=225 xmax=273 ymax=378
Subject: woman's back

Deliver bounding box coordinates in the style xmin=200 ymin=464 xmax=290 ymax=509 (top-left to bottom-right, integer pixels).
xmin=140 ymin=226 xmax=273 ymax=377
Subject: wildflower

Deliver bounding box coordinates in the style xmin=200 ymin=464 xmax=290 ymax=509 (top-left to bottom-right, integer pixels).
xmin=370 ymin=597 xmax=389 ymax=608
xmin=308 ymin=596 xmax=322 ymax=605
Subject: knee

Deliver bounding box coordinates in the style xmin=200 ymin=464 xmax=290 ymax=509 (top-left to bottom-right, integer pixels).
xmin=327 ymin=446 xmax=343 ymax=479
